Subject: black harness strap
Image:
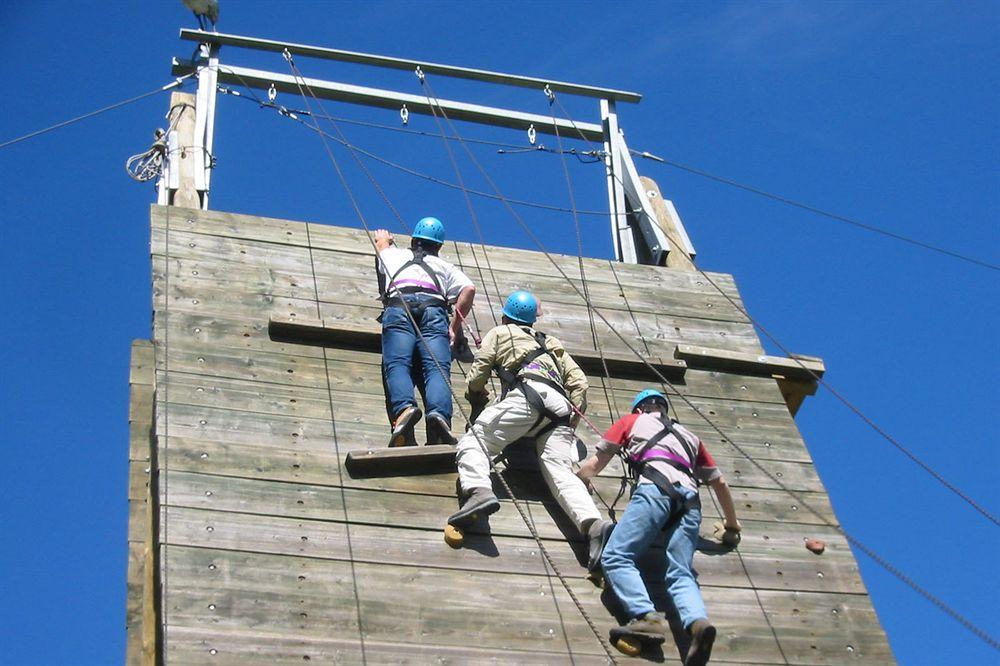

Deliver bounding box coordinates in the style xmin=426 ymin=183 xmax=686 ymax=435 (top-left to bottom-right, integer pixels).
xmin=494 ymin=328 xmax=572 ymax=435
xmin=376 ymin=247 xmax=450 ymax=323
xmin=628 ymin=416 xmax=702 ymax=532
xmin=640 ymin=464 xmax=702 ymax=533
xmin=634 ymin=416 xmax=699 ymax=477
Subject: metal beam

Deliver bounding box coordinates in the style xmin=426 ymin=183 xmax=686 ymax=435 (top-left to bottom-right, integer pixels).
xmin=613 ymin=130 xmax=671 ymax=266
xmin=179 ymin=29 xmax=642 ymax=104
xmin=172 ymin=60 xmax=605 ymax=141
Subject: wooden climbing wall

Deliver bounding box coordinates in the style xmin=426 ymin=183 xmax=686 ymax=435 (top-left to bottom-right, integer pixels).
xmin=125 ymin=204 xmax=894 ymax=664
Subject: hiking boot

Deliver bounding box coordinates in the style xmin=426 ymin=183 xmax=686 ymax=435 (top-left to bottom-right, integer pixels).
xmin=426 ymin=413 xmax=457 ymax=446
xmin=685 ymin=618 xmax=717 ymax=666
xmin=447 ymin=487 xmax=500 ymax=528
xmin=586 ymin=519 xmax=614 ymax=573
xmin=625 ymin=611 xmax=668 ymax=637
xmin=389 ymin=406 xmax=422 ymax=447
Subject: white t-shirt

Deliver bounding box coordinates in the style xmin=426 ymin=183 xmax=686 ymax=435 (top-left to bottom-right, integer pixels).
xmin=377 ymin=246 xmax=474 ymax=303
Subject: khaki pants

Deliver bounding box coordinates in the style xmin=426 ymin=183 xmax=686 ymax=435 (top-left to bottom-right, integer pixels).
xmin=455 ymin=380 xmax=601 ymax=534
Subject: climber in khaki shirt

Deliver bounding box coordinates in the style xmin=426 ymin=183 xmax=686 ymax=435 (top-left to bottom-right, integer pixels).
xmin=446 ymin=291 xmax=613 ymax=570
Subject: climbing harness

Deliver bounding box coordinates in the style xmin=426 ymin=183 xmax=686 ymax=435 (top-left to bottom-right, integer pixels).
xmin=375 ymin=245 xmax=451 ymax=321
xmin=492 ymin=327 xmax=574 ymax=438
xmin=625 ymin=415 xmax=702 ymax=532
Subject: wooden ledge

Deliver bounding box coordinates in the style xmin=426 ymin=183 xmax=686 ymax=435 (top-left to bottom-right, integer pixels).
xmin=269 ymin=315 xmax=687 ymax=380
xmin=674 ymin=344 xmax=825 ymax=382
xmin=345 ymin=445 xmax=457 ymax=477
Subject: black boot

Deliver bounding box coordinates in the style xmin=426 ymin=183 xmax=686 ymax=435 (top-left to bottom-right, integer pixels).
xmin=685 ymin=618 xmax=716 ymax=666
xmin=426 ymin=413 xmax=457 ymax=446
xmin=586 ymin=519 xmax=614 ymax=573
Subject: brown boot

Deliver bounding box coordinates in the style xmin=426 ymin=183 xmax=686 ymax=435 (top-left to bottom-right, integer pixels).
xmin=685 ymin=618 xmax=716 ymax=666
xmin=389 ymin=406 xmax=421 ymax=447
xmin=624 ymin=611 xmax=668 ymax=636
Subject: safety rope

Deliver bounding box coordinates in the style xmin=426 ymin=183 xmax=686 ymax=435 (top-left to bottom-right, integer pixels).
xmin=636 ymin=152 xmax=999 ymax=272
xmin=302 ymin=216 xmax=371 ymax=664
xmin=422 ymin=96 xmax=503 ymax=329
xmin=416 ymin=76 xmax=999 ymax=651
xmin=0 ymin=74 xmax=195 ymax=151
xmin=281 ymin=54 xmax=620 ymax=664
xmin=543 ymin=87 xmax=620 ymax=427
xmin=550 ymin=94 xmax=1000 ymax=531
xmin=216 ymin=83 xmax=634 ymax=217
xmin=160 ymin=175 xmax=173 ymax=662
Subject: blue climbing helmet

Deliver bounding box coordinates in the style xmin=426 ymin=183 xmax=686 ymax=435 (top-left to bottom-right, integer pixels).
xmin=412 ymin=216 xmax=445 ymax=244
xmin=502 ymin=290 xmax=538 ymax=325
xmin=631 ymin=389 xmax=669 ymax=413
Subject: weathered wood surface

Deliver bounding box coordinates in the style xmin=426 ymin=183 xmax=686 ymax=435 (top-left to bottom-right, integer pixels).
xmin=125 ymin=340 xmax=156 ymax=666
xmin=145 ymin=206 xmax=891 ymax=663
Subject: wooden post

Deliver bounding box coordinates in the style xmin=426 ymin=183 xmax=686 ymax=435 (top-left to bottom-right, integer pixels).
xmin=160 ymin=91 xmax=199 ymax=209
xmin=640 ymin=176 xmax=696 ymax=271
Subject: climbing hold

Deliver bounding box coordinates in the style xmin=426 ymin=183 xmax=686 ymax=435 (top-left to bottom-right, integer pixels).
xmin=444 ymin=523 xmax=465 ymax=548
xmin=805 ymin=538 xmax=826 ymax=554
xmin=613 ymin=637 xmax=642 ymax=657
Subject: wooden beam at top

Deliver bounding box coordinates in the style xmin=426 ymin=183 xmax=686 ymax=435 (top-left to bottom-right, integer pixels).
xmin=269 ymin=315 xmax=687 ymax=380
xmin=674 ymin=344 xmax=825 ymax=382
xmin=171 ymin=60 xmax=605 ymax=142
xmin=179 ymin=29 xmax=642 ymax=104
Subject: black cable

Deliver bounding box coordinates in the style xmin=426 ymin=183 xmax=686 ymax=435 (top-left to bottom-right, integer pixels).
xmin=639 ymin=153 xmax=999 ymax=272
xmin=0 ymin=75 xmax=194 ymax=151
xmin=430 ymin=82 xmax=1000 ymax=651
xmin=553 ymin=97 xmax=1000 ymax=529
xmin=219 ymin=81 xmax=634 ymax=218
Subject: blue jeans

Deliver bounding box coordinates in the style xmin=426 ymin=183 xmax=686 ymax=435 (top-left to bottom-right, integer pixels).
xmin=381 ymin=296 xmax=453 ymax=423
xmin=601 ymin=483 xmax=707 ymax=629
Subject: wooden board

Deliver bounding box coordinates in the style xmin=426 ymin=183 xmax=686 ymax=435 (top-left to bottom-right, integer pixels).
xmin=345 ymin=444 xmax=458 ymax=477
xmin=269 ymin=314 xmax=689 ymax=380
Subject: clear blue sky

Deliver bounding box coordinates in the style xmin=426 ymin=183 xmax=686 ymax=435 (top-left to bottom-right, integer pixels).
xmin=1 ymin=2 xmax=997 ymax=664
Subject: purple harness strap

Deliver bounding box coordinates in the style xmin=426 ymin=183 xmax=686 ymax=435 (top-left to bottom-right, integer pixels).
xmin=630 ymin=448 xmax=693 ymax=471
xmin=391 ymin=277 xmax=442 ymax=293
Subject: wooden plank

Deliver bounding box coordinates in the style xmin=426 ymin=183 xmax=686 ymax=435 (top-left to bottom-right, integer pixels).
xmin=161 ymin=500 xmax=862 ymax=595
xmin=345 ymin=444 xmax=458 ymax=477
xmin=676 ymin=343 xmax=825 ymax=382
xmin=157 ymin=435 xmax=837 ymax=526
xmin=269 ymin=314 xmax=689 ymax=381
xmin=151 ymin=383 xmax=815 ymax=468
xmin=161 ymin=545 xmax=888 ymax=664
xmin=162 ymin=545 xmax=610 ymax=657
xmin=166 ymin=624 xmax=611 ymax=665
xmin=151 ymin=266 xmax=763 ymax=357
xmin=152 ymin=245 xmax=751 ymax=325
xmin=156 ymin=310 xmax=789 ymax=405
xmin=126 ymin=340 xmax=156 ymax=666
xmin=151 ymin=206 xmax=746 ymax=299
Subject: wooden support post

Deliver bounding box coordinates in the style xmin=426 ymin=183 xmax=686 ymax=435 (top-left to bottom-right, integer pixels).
xmin=124 ymin=340 xmax=159 ymax=666
xmin=158 ymin=91 xmax=199 ymax=209
xmin=641 ymin=176 xmax=696 ymax=271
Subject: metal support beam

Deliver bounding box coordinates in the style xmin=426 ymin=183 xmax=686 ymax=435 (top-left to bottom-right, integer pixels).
xmin=601 ymin=100 xmax=632 ymax=262
xmin=172 ymin=60 xmax=604 ymax=141
xmin=179 ymin=29 xmax=641 ymax=104
xmin=192 ymin=44 xmax=219 ymax=209
xmin=613 ymin=130 xmax=671 ymax=266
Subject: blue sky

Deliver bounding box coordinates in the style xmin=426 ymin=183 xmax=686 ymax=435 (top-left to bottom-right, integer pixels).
xmin=1 ymin=2 xmax=997 ymax=664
